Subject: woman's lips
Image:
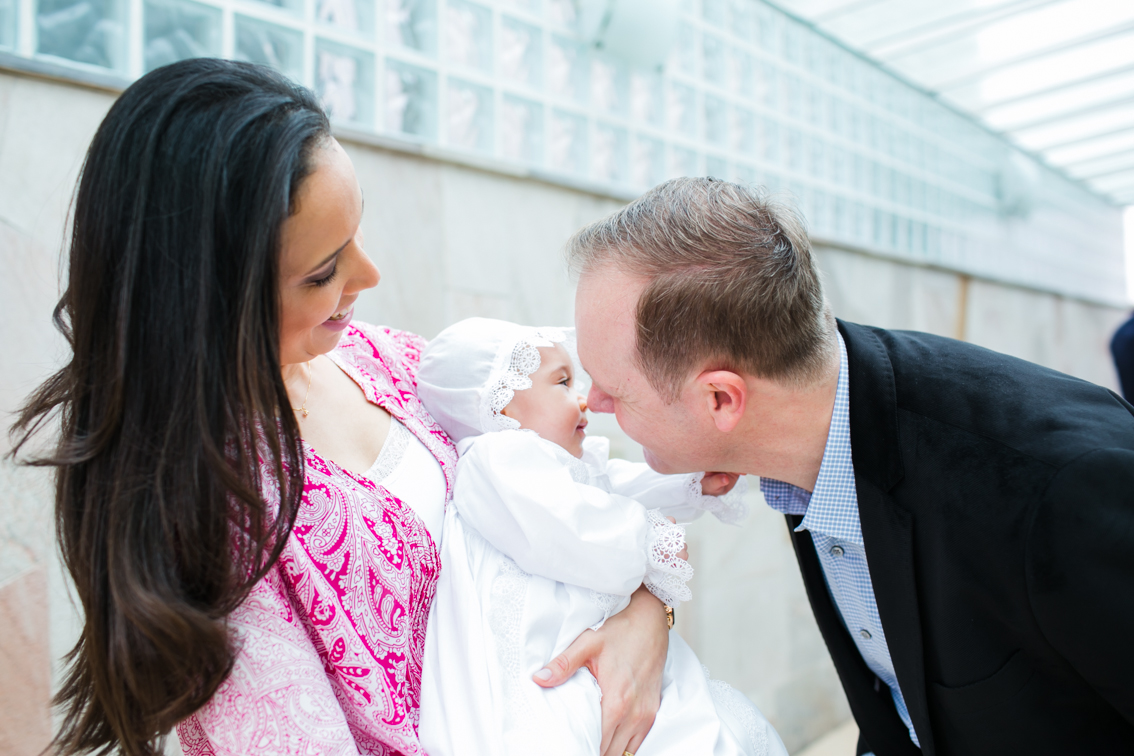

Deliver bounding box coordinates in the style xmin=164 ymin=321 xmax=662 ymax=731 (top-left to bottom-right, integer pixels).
xmin=322 ymin=307 xmax=354 ymax=332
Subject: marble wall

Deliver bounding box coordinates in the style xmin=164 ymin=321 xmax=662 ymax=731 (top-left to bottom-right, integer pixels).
xmin=0 ymin=67 xmax=1128 ymax=754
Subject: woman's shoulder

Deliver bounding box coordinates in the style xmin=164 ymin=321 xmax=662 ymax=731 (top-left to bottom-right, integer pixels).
xmin=334 ymin=321 xmax=427 ymax=381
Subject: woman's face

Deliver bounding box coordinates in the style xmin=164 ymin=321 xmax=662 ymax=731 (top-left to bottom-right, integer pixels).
xmin=278 ymin=138 xmax=379 ymax=366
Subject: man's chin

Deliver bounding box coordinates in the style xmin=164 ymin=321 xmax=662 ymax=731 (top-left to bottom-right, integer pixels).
xmin=642 ymin=447 xmax=674 ymax=473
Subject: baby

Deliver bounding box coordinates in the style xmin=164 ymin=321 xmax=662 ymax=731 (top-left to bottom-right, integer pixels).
xmin=417 ymin=317 xmax=787 ymax=756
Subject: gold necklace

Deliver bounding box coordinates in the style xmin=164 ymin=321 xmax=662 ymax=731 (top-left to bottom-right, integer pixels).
xmin=296 ymin=360 xmax=313 ymax=418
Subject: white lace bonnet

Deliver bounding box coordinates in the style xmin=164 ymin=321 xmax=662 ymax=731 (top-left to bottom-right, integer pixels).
xmin=418 ymin=317 xmax=576 ymax=443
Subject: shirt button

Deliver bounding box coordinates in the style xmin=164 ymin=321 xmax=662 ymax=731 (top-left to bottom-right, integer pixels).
xmin=859 ymin=629 xmax=872 ymax=640
xmin=830 ymin=545 xmax=845 ymax=558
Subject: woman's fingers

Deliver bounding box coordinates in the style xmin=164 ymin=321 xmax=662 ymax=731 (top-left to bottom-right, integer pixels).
xmin=532 ymin=628 xmax=600 ymax=687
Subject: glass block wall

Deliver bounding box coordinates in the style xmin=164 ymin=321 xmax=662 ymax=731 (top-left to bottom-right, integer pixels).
xmin=0 ymin=0 xmax=1125 ymax=303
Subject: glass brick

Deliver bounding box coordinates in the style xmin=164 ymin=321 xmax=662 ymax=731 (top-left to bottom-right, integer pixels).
xmin=669 ymin=24 xmax=697 ymax=77
xmin=784 ymin=129 xmax=802 ymax=171
xmin=728 ymin=47 xmax=752 ymax=98
xmin=782 ymin=73 xmax=802 ymax=120
xmin=387 ymin=0 xmax=436 ymax=56
xmin=702 ymin=0 xmax=725 ymax=27
xmin=702 ymin=33 xmax=727 ymax=88
xmin=760 ymin=117 xmax=780 ymax=164
xmin=734 ymin=162 xmax=759 ymax=187
xmin=592 ymin=122 xmax=627 ymax=183
xmin=317 ymin=0 xmax=373 ymax=36
xmin=670 ymin=146 xmax=699 ymax=178
xmin=811 ymin=138 xmax=828 ymax=180
xmin=704 ymin=95 xmax=728 ymax=147
xmin=706 ymin=155 xmax=728 ymax=180
xmin=446 ymin=77 xmax=493 ymax=153
xmin=548 ymin=108 xmax=586 ymax=174
xmin=500 ymin=94 xmax=542 ymax=164
xmin=728 ymin=0 xmax=754 ymax=42
xmin=501 ymin=0 xmax=539 ymax=15
xmin=666 ymin=82 xmax=696 ymax=138
xmin=730 ymin=106 xmax=754 ymax=155
xmin=39 ymin=0 xmax=127 ymax=70
xmin=629 ymin=70 xmax=662 ymax=125
xmin=500 ymin=15 xmax=541 ymax=89
xmin=631 ymin=134 xmax=665 ymax=188
xmin=446 ymin=0 xmax=491 ymax=72
xmin=755 ymin=61 xmax=777 ymax=109
xmin=546 ymin=0 xmax=574 ymax=27
xmin=142 ymin=0 xmax=218 ymax=73
xmin=547 ymin=35 xmax=587 ymax=102
xmin=315 ymin=40 xmax=374 ymax=126
xmin=1 ymin=0 xmax=16 ymax=49
xmin=245 ymin=0 xmax=301 ymax=16
xmin=385 ymin=58 xmax=437 ymax=139
xmin=234 ymin=16 xmax=303 ymax=81
xmin=590 ymin=55 xmax=626 ymax=116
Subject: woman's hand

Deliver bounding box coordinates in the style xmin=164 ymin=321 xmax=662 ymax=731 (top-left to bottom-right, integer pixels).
xmin=532 ymin=586 xmax=669 ymax=756
xmin=701 ymin=471 xmax=740 ymax=497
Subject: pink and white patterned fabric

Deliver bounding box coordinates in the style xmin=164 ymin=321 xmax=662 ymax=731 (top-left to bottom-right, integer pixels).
xmin=177 ymin=324 xmax=458 ymax=756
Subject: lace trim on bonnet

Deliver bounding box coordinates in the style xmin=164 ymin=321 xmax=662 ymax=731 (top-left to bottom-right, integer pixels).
xmin=481 ymin=327 xmax=569 ymax=432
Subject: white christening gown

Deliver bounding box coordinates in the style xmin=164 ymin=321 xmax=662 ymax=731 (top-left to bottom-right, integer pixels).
xmin=419 ymin=430 xmax=788 ymax=756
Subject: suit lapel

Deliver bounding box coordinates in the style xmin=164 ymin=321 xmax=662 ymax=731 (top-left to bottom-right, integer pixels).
xmin=840 ymin=320 xmax=936 ymax=756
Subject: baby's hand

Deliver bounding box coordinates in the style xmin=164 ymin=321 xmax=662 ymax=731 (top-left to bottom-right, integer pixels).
xmin=665 ymin=516 xmax=689 ymax=561
xmin=701 ymin=472 xmax=740 ymax=497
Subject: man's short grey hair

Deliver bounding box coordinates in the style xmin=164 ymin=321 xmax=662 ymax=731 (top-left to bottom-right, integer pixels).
xmin=568 ymin=177 xmax=836 ymax=400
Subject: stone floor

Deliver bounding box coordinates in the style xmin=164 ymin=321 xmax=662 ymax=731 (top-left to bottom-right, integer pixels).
xmin=795 ymin=719 xmax=859 ymax=756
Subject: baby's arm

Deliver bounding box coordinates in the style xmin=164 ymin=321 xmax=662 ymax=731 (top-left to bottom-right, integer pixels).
xmin=455 ymin=431 xmax=693 ymax=605
xmin=604 ymin=456 xmax=749 ymax=525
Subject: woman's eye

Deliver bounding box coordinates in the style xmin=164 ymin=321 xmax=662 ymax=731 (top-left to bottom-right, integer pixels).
xmin=311 ymin=265 xmax=338 ymax=287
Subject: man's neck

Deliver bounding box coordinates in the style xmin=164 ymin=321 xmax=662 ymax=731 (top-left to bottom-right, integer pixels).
xmin=735 ymin=357 xmax=840 ymax=493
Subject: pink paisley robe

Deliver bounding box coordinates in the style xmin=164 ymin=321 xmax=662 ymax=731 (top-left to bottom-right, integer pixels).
xmin=177 ymin=323 xmax=458 ymax=756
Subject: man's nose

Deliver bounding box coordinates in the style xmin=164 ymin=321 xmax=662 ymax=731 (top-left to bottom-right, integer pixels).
xmin=587 ymin=384 xmax=614 ymax=413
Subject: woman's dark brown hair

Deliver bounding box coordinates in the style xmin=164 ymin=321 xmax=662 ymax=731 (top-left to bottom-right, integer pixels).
xmin=9 ymin=58 xmax=331 ymax=755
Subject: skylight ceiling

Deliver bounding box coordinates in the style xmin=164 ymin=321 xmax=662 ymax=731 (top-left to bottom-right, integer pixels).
xmin=774 ymin=0 xmax=1134 ymax=206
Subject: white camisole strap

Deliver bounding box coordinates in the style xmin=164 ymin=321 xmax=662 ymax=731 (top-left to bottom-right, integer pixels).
xmin=363 ymin=418 xmax=447 ymax=540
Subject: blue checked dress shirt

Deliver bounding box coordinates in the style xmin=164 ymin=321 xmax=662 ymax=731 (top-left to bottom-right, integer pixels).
xmin=760 ymin=333 xmax=921 ymax=751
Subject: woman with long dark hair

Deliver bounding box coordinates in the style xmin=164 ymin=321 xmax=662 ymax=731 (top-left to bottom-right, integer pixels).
xmin=13 ymin=56 xmax=675 ymax=756
xmin=11 ymin=58 xmax=460 ymax=755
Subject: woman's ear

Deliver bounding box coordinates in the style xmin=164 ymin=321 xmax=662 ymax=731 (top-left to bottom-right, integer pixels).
xmin=696 ymin=370 xmax=747 ymax=432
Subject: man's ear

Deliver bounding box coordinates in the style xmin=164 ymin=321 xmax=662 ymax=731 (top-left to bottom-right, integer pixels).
xmin=697 ymin=370 xmax=747 ymax=432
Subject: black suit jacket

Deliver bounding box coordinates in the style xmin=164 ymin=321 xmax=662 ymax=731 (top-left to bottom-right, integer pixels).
xmin=786 ymin=321 xmax=1134 ymax=756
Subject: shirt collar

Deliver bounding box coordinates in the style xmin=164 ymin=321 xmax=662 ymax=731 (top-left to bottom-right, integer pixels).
xmin=759 ymin=332 xmax=862 ymax=545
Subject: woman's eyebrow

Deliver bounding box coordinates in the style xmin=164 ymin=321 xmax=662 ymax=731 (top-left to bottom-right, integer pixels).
xmin=302 ymin=240 xmax=350 ymax=277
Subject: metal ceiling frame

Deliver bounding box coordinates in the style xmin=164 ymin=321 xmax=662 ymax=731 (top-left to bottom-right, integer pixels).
xmin=772 ymin=0 xmax=1133 ymax=207
xmin=1001 ymin=92 xmax=1134 ymax=133
xmin=865 ymin=0 xmax=1063 ymax=60
xmin=973 ymin=61 xmax=1134 ymax=114
xmin=934 ymin=20 xmax=1134 ymax=92
xmin=1064 ymin=146 xmax=1134 ymax=172
xmin=1036 ymin=119 xmax=1134 ymax=152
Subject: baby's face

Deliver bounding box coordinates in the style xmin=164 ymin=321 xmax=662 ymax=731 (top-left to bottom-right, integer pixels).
xmin=501 ymin=342 xmax=588 ymax=458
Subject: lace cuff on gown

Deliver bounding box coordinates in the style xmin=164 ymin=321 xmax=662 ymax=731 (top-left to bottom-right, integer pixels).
xmin=642 ymin=509 xmax=694 ymax=606
xmin=685 ymin=473 xmax=750 ymax=525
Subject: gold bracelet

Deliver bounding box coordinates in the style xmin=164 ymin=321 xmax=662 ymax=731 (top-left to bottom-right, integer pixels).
xmin=663 ymin=604 xmax=675 ymax=629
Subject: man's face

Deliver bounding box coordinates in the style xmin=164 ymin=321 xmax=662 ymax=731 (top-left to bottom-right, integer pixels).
xmin=575 ymin=266 xmax=720 ymax=473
